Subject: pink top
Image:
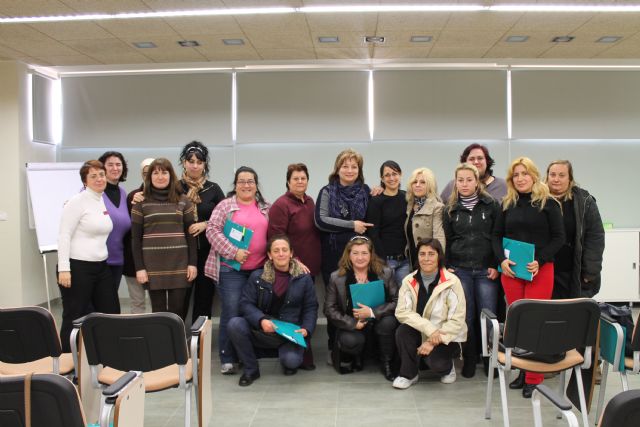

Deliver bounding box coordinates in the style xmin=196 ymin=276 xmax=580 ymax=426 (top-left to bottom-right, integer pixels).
xmin=232 ymin=201 xmax=268 ymax=270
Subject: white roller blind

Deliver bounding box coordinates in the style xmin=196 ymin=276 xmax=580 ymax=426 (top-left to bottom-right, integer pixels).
xmin=512 ymin=70 xmax=640 ymax=139
xmin=62 ymin=73 xmax=232 ymax=147
xmin=32 ymin=74 xmax=57 ymax=144
xmin=374 ymin=70 xmax=507 ymax=140
xmin=236 ymin=71 xmax=369 ymax=143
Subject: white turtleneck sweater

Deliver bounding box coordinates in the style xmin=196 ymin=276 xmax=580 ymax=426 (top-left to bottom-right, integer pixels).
xmin=57 ymin=188 xmax=113 ymax=271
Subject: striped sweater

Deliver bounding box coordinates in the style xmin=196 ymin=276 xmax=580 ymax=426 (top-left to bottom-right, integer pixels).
xmin=131 ymin=190 xmax=197 ymax=290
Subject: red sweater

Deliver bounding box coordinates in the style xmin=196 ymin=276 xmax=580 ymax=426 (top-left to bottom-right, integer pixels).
xmin=268 ymin=192 xmax=322 ymax=276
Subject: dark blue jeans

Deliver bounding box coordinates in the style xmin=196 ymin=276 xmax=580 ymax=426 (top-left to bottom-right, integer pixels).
xmin=452 ymin=267 xmax=498 ymax=362
xmin=216 ymin=266 xmax=254 ymax=364
xmin=228 ymin=317 xmax=304 ymax=376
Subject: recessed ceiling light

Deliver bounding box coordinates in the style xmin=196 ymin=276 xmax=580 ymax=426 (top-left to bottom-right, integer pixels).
xmin=597 ymin=36 xmax=622 ymax=43
xmin=552 ymin=36 xmax=574 ymax=43
xmin=178 ymin=40 xmax=200 ymax=47
xmin=505 ymin=35 xmax=529 ymax=43
xmin=318 ymin=36 xmax=340 ymax=43
xmin=364 ymin=36 xmax=385 ymax=44
xmin=132 ymin=41 xmax=156 ymax=48
xmin=222 ymin=39 xmax=244 ymax=46
xmin=410 ymin=35 xmax=433 ymax=43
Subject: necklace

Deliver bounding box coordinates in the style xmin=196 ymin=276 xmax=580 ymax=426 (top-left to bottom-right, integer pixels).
xmin=354 ymin=272 xmax=368 ymax=283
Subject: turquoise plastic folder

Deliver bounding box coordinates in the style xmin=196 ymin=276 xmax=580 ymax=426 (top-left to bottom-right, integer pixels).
xmin=600 ymin=318 xmax=626 ymax=372
xmin=498 ymin=238 xmax=535 ymax=281
xmin=271 ymin=319 xmax=307 ymax=348
xmin=220 ymin=218 xmax=253 ymax=271
xmin=349 ymin=279 xmax=385 ymax=309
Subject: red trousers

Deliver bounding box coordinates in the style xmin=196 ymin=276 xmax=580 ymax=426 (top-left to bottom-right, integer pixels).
xmin=501 ymin=262 xmax=554 ymax=385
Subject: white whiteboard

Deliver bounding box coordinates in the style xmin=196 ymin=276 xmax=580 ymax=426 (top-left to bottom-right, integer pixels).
xmin=26 ymin=162 xmax=85 ymax=253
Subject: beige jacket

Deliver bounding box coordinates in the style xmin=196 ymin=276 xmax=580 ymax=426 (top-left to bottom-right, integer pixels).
xmin=395 ymin=268 xmax=467 ymax=345
xmin=405 ymin=197 xmax=446 ymax=253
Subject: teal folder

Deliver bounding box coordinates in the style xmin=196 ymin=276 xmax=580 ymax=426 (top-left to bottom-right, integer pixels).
xmin=600 ymin=318 xmax=626 ymax=372
xmin=498 ymin=238 xmax=535 ymax=281
xmin=220 ymin=218 xmax=253 ymax=271
xmin=349 ymin=280 xmax=385 ymax=309
xmin=271 ymin=319 xmax=307 ymax=348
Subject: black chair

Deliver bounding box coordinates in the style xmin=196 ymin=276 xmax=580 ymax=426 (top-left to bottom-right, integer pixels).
xmin=0 ymin=371 xmax=144 ymax=427
xmin=75 ymin=312 xmax=212 ymax=427
xmin=0 ymin=306 xmax=73 ymax=376
xmin=481 ymin=298 xmax=600 ymax=427
xmin=598 ymin=389 xmax=640 ymax=427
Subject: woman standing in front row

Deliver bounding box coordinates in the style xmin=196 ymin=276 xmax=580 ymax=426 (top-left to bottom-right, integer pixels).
xmin=57 ymin=160 xmax=120 ymax=351
xmin=205 ymin=167 xmax=270 ymax=374
xmin=179 ymin=141 xmax=225 ymax=323
xmin=443 ymin=163 xmax=500 ymax=378
xmin=366 ymin=160 xmax=410 ymax=285
xmin=131 ymin=158 xmax=197 ymax=319
xmin=404 ymin=168 xmax=445 ymax=270
xmin=545 ymin=160 xmax=605 ymax=299
xmin=492 ymin=157 xmax=565 ymax=398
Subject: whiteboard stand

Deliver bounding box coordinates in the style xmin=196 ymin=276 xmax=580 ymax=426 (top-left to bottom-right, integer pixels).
xmin=42 ymin=252 xmax=52 ymax=312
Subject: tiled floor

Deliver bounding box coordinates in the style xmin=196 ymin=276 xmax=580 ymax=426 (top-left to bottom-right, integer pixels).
xmin=46 ymin=299 xmax=640 ymax=427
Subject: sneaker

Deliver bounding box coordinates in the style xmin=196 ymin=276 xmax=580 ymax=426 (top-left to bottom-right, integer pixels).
xmin=440 ymin=365 xmax=457 ymax=384
xmin=392 ymin=375 xmax=419 ymax=390
xmin=220 ymin=363 xmax=236 ymax=375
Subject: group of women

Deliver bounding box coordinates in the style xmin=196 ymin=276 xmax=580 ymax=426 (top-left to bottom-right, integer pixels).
xmin=56 ymin=145 xmax=604 ymax=395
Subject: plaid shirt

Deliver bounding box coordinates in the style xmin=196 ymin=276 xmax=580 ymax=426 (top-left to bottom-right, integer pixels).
xmin=204 ymin=195 xmax=270 ymax=281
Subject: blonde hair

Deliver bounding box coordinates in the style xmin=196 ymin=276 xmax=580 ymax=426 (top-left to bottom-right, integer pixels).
xmin=544 ymin=160 xmax=577 ymax=201
xmin=328 ymin=148 xmax=364 ymax=184
xmin=502 ymin=157 xmax=550 ymax=211
xmin=406 ymin=167 xmax=439 ymax=206
xmin=337 ymin=237 xmax=385 ymax=277
xmin=447 ymin=163 xmax=488 ymax=214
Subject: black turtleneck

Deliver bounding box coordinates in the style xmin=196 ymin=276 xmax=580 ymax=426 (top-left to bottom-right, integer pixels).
xmin=104 ymin=182 xmax=121 ymax=208
xmin=492 ymin=192 xmax=565 ymax=265
xmin=150 ymin=187 xmax=170 ymax=202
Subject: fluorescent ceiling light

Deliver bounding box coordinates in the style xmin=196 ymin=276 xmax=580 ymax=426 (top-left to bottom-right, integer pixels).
xmin=491 ymin=5 xmax=640 ymax=12
xmin=318 ymin=36 xmax=340 ymax=43
xmin=505 ymin=35 xmax=529 ymax=43
xmin=132 ymin=41 xmax=157 ymax=48
xmin=300 ymin=5 xmax=485 ymax=13
xmin=364 ymin=36 xmax=385 ymax=43
xmin=410 ymin=35 xmax=433 ymax=43
xmin=223 ymin=39 xmax=245 ymax=46
xmin=597 ymin=36 xmax=622 ymax=43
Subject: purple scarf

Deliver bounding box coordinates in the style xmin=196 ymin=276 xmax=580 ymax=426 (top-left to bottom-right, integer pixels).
xmin=327 ymin=181 xmax=368 ymax=221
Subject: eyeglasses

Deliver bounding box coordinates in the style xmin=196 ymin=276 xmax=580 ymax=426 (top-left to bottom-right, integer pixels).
xmin=237 ymin=180 xmax=256 ymax=186
xmin=350 ymin=235 xmax=370 ymax=242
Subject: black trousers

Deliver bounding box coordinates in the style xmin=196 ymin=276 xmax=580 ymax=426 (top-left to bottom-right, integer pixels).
xmin=107 ymin=264 xmax=124 ymax=296
xmin=335 ymin=315 xmax=398 ymax=361
xmin=59 ymin=259 xmax=120 ymax=352
xmin=149 ymin=288 xmax=188 ymax=320
xmin=552 ymin=270 xmax=575 ymax=299
xmin=396 ymin=323 xmax=458 ymax=379
xmin=188 ymin=251 xmax=216 ymax=323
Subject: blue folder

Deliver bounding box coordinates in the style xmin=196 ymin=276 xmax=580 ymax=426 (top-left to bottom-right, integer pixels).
xmin=220 ymin=218 xmax=253 ymax=271
xmin=498 ymin=238 xmax=535 ymax=281
xmin=271 ymin=319 xmax=307 ymax=348
xmin=349 ymin=279 xmax=385 ymax=309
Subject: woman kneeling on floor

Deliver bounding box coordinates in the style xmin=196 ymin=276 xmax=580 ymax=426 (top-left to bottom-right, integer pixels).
xmin=324 ymin=236 xmax=399 ymax=380
xmin=228 ymin=235 xmax=318 ymax=386
xmin=393 ymin=238 xmax=467 ymax=389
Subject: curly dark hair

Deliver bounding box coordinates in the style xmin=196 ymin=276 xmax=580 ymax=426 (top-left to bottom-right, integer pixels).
xmin=179 ymin=140 xmax=210 ymax=177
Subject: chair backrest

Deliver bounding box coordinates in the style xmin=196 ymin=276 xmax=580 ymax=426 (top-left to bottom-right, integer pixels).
xmin=0 ymin=374 xmax=85 ymax=427
xmin=81 ymin=312 xmax=189 ymax=371
xmin=0 ymin=306 xmax=62 ymax=363
xmin=599 ymin=315 xmax=626 ymax=372
xmin=599 ymin=389 xmax=640 ymax=427
xmin=502 ymin=299 xmax=600 ymax=355
xmin=631 ymin=314 xmax=640 ymax=352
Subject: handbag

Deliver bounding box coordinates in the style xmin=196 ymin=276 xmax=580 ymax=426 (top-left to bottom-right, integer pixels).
xmin=599 ymin=303 xmax=635 ymax=357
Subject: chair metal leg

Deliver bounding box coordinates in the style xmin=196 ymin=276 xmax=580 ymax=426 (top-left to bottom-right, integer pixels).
xmin=595 ymin=361 xmax=610 ymax=424
xmin=561 ymin=410 xmax=580 ymax=427
xmin=620 ymin=371 xmax=629 ymax=391
xmin=532 ymin=390 xmax=543 ymax=427
xmin=573 ymin=366 xmax=589 ymax=427
xmin=557 ymin=370 xmax=567 ymax=420
xmin=498 ymin=367 xmax=510 ymax=427
xmin=184 ymin=383 xmax=192 ymax=427
xmin=485 ymin=358 xmax=496 ymax=419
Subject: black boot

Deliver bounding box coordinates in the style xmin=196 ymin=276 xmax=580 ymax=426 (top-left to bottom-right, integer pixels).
xmin=509 ymin=370 xmax=525 ymax=389
xmin=381 ymin=360 xmax=395 ymax=381
xmin=462 ymin=355 xmax=477 ymax=378
xmin=522 ymin=383 xmax=536 ymax=398
xmin=352 ymin=355 xmax=364 ymax=372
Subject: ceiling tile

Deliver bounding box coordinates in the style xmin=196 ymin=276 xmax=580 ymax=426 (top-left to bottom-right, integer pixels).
xmin=377 ymin=12 xmax=450 ymax=31
xmin=306 ymin=13 xmax=377 ymax=32
xmin=164 ymin=16 xmax=243 ymax=36
xmin=28 ymin=22 xmax=114 ymax=40
xmin=2 ymin=37 xmax=81 ymax=56
xmin=142 ymin=0 xmax=226 ymax=10
xmin=96 ymin=18 xmax=180 ymax=37
xmin=88 ymin=52 xmax=153 ymax=63
xmin=63 ymin=38 xmax=139 ymax=55
xmin=34 ymin=54 xmax=103 ymax=65
xmin=221 ymin=0 xmax=301 ymax=6
xmin=315 ymin=47 xmax=370 ymax=59
xmin=510 ymin=12 xmax=594 ymax=32
xmin=373 ymin=46 xmax=431 ymax=59
xmin=310 ymin=31 xmax=368 ymax=48
xmin=201 ymin=49 xmax=261 ymax=61
xmin=375 ymin=31 xmax=441 ymax=48
xmin=578 ymin=13 xmax=640 ymax=33
xmin=445 ymin=12 xmax=523 ymax=31
xmin=437 ymin=30 xmax=506 ymax=47
xmin=138 ymin=48 xmax=208 ymax=62
xmin=244 ymin=30 xmax=313 ymax=49
xmin=61 ymin=0 xmax=151 ymax=13
xmin=483 ymin=44 xmax=551 ymax=58
xmin=541 ymin=43 xmax=612 ymax=58
xmin=0 ymin=42 xmax=29 ymax=59
xmin=235 ymin=14 xmax=309 ymax=32
xmin=258 ymin=48 xmax=317 ymax=60
xmin=0 ymin=0 xmax=73 ymax=17
xmin=428 ymin=45 xmax=491 ymax=58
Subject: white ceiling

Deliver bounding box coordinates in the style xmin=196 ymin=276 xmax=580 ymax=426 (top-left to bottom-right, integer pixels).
xmin=1 ymin=0 xmax=640 ymax=68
